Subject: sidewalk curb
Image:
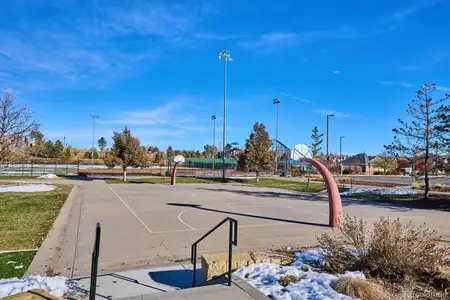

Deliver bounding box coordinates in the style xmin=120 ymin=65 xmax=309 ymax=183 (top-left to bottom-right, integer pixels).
xmin=26 ymin=184 xmax=81 ymax=276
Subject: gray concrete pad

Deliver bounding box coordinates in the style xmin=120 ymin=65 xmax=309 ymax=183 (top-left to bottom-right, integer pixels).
xmin=28 ymin=181 xmax=450 ymax=278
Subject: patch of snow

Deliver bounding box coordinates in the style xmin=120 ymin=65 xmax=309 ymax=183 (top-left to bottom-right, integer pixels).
xmin=340 ymin=187 xmax=419 ymax=196
xmin=0 ymin=184 xmax=55 ymax=193
xmin=234 ymin=248 xmax=362 ymax=300
xmin=38 ymin=174 xmax=59 ymax=179
xmin=13 ymin=265 xmax=23 ymax=269
xmin=0 ymin=276 xmax=68 ymax=298
xmin=342 ymin=271 xmax=366 ymax=280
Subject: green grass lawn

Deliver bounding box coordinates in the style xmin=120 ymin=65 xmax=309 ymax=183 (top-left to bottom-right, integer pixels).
xmin=0 ymin=184 xmax=72 ymax=278
xmin=0 ymin=251 xmax=37 ymax=278
xmin=0 ymin=184 xmax=72 ymax=251
xmin=0 ymin=176 xmax=39 ymax=180
xmin=106 ymin=177 xmax=326 ymax=193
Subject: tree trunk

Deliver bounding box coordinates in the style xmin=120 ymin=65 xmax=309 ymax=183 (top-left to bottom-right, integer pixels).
xmin=123 ymin=168 xmax=127 ymax=181
xmin=256 ymin=171 xmax=260 ymax=183
xmin=424 ymin=158 xmax=430 ymax=201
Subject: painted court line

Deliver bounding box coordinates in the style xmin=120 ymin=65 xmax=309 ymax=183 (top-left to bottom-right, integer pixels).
xmin=177 ymin=208 xmax=197 ymax=230
xmin=109 ymin=186 xmax=154 ymax=234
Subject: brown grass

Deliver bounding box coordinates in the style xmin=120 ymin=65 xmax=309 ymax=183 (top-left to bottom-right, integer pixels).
xmin=317 ymin=216 xmax=450 ymax=282
xmin=331 ymin=276 xmax=393 ymax=300
xmin=278 ymin=275 xmax=301 ymax=287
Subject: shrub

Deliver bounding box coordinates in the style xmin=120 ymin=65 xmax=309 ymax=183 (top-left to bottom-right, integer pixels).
xmin=317 ymin=216 xmax=450 ymax=282
xmin=411 ymin=183 xmax=421 ymax=190
xmin=434 ymin=183 xmax=445 ymax=189
xmin=84 ymin=149 xmax=99 ymax=159
xmin=331 ymin=276 xmax=392 ymax=300
xmin=343 ymin=169 xmax=351 ymax=175
xmin=373 ymin=171 xmax=383 ymax=175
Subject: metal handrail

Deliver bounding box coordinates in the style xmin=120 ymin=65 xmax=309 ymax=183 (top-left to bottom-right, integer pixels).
xmin=191 ymin=217 xmax=238 ymax=287
xmin=89 ymin=222 xmax=101 ymax=300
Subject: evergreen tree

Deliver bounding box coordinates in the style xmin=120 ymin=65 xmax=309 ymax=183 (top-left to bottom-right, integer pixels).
xmin=166 ymin=146 xmax=174 ymax=157
xmin=238 ymin=122 xmax=274 ymax=182
xmin=64 ymin=146 xmax=73 ymax=159
xmin=311 ymin=126 xmax=323 ymax=157
xmin=98 ymin=137 xmax=107 ymax=151
xmin=54 ymin=140 xmax=64 ymax=157
xmin=104 ymin=127 xmax=149 ymax=181
xmin=43 ymin=140 xmax=54 ymax=158
xmin=385 ymin=83 xmax=450 ymax=201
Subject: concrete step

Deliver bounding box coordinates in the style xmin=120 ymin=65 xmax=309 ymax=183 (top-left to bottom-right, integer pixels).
xmin=67 ymin=265 xmax=267 ymax=300
xmin=117 ymin=278 xmax=267 ymax=300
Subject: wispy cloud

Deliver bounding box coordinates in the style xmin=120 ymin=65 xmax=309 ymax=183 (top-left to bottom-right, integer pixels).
xmin=314 ymin=109 xmax=350 ymax=118
xmin=0 ymin=0 xmax=230 ymax=90
xmin=238 ymin=27 xmax=358 ymax=53
xmin=277 ymin=91 xmax=311 ymax=103
xmin=378 ymin=80 xmax=415 ymax=88
xmin=333 ymin=70 xmax=341 ymax=75
xmin=436 ymin=86 xmax=450 ymax=92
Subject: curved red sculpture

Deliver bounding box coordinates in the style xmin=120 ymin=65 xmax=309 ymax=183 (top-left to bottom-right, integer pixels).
xmin=170 ymin=162 xmax=181 ymax=185
xmin=299 ymin=157 xmax=343 ymax=227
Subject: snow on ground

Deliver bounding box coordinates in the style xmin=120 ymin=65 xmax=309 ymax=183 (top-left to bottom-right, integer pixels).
xmin=38 ymin=174 xmax=59 ymax=179
xmin=234 ymin=248 xmax=364 ymax=300
xmin=340 ymin=186 xmax=420 ymax=196
xmin=0 ymin=184 xmax=56 ymax=193
xmin=0 ymin=276 xmax=68 ymax=298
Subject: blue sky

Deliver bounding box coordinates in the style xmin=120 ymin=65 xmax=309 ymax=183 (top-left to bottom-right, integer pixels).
xmin=1 ymin=0 xmax=450 ymax=154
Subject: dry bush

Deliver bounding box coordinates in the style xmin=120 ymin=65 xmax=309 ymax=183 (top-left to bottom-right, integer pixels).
xmin=331 ymin=276 xmax=393 ymax=300
xmin=317 ymin=216 xmax=450 ymax=282
xmin=278 ymin=275 xmax=301 ymax=287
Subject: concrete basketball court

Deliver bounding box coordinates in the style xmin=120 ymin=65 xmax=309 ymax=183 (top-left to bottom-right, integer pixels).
xmin=28 ymin=180 xmax=450 ymax=277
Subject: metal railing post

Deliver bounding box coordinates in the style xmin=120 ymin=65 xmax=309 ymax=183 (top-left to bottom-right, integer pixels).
xmin=190 ymin=218 xmax=238 ymax=288
xmin=89 ymin=222 xmax=101 ymax=300
xmin=228 ymin=221 xmax=233 ymax=286
xmin=191 ymin=244 xmax=197 ymax=287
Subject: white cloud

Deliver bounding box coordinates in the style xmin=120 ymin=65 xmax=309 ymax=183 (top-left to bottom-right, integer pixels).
xmin=238 ymin=27 xmax=358 ymax=53
xmin=333 ymin=70 xmax=340 ymax=75
xmin=378 ymin=80 xmax=415 ymax=88
xmin=436 ymin=86 xmax=450 ymax=92
xmin=314 ymin=109 xmax=350 ymax=118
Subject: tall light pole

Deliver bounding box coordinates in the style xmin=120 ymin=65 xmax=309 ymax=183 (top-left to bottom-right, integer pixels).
xmin=218 ymin=50 xmax=232 ymax=179
xmin=340 ymin=136 xmax=345 ymax=175
xmin=273 ymin=98 xmax=280 ymax=172
xmin=90 ymin=115 xmax=99 ymax=176
xmin=326 ymin=113 xmax=335 ymax=163
xmin=211 ymin=115 xmax=216 ymax=152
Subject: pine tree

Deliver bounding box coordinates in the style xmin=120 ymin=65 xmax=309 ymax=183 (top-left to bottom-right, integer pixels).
xmin=166 ymin=146 xmax=174 ymax=157
xmin=311 ymin=126 xmax=323 ymax=157
xmin=54 ymin=140 xmax=64 ymax=157
xmin=385 ymin=83 xmax=450 ymax=201
xmin=43 ymin=140 xmax=55 ymax=158
xmin=104 ymin=127 xmax=149 ymax=181
xmin=98 ymin=137 xmax=107 ymax=151
xmin=239 ymin=122 xmax=274 ymax=182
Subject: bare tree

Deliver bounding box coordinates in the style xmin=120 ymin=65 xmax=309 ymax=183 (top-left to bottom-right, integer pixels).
xmin=385 ymin=83 xmax=450 ymax=201
xmin=0 ymin=89 xmax=38 ymax=163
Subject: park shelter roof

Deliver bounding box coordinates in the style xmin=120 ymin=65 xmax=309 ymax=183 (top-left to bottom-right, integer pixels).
xmin=168 ymin=157 xmax=238 ymax=165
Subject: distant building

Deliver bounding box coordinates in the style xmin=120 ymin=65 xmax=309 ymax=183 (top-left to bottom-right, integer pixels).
xmin=341 ymin=153 xmax=378 ymax=174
